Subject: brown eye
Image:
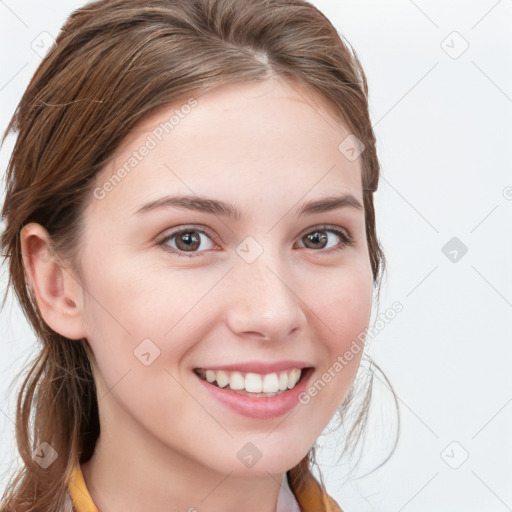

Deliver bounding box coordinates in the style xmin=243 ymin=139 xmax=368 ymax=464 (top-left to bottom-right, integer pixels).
xmin=297 ymin=226 xmax=353 ymax=252
xmin=159 ymin=227 xmax=216 ymax=257
xmin=174 ymin=231 xmax=201 ymax=251
xmin=302 ymin=230 xmax=328 ymax=249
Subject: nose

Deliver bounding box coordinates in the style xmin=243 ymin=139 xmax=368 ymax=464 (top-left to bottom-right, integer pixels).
xmin=225 ymin=251 xmax=307 ymax=341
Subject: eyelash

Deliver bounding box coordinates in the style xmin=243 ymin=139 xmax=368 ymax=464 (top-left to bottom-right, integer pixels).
xmin=157 ymin=224 xmax=354 ymax=258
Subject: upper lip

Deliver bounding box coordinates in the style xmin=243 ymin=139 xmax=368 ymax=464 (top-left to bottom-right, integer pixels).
xmin=195 ymin=360 xmax=313 ymax=374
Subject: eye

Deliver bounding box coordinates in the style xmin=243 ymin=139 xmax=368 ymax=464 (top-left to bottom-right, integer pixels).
xmin=296 ymin=225 xmax=354 ymax=253
xmin=157 ymin=224 xmax=354 ymax=258
xmin=157 ymin=226 xmax=217 ymax=258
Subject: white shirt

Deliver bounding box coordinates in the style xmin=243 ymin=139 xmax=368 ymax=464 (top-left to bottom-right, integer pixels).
xmin=277 ymin=472 xmax=302 ymax=512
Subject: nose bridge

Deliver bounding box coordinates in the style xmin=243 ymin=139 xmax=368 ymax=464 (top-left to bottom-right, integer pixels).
xmin=226 ymin=244 xmax=304 ymax=339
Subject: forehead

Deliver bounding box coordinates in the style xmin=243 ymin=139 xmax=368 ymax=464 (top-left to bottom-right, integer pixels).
xmin=89 ymin=76 xmax=363 ymax=220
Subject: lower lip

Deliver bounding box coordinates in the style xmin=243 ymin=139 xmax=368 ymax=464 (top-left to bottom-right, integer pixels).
xmin=195 ymin=368 xmax=314 ymax=419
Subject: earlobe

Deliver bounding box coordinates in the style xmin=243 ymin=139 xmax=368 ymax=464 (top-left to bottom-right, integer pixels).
xmin=20 ymin=222 xmax=87 ymax=340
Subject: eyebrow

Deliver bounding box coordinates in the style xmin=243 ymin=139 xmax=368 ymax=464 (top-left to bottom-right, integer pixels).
xmin=133 ymin=193 xmax=363 ymax=220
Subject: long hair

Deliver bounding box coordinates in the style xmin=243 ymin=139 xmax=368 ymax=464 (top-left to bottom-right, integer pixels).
xmin=0 ymin=0 xmax=399 ymax=510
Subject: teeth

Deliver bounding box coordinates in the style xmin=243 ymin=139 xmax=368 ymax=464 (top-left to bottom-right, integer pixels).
xmin=288 ymin=369 xmax=301 ymax=389
xmin=262 ymin=373 xmax=279 ymax=393
xmin=216 ymin=370 xmax=229 ymax=388
xmin=245 ymin=373 xmax=263 ymax=393
xmin=278 ymin=371 xmax=288 ymax=391
xmin=230 ymin=371 xmax=245 ymax=390
xmin=198 ymin=368 xmax=304 ymax=394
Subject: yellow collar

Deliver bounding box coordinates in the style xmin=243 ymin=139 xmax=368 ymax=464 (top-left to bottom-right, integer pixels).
xmin=67 ymin=464 xmax=98 ymax=512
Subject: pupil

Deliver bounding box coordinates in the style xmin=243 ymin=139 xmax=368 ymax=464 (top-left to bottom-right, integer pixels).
xmin=178 ymin=231 xmax=200 ymax=251
xmin=307 ymin=231 xmax=326 ymax=248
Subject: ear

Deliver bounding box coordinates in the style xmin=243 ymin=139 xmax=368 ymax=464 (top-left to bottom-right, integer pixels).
xmin=20 ymin=222 xmax=87 ymax=340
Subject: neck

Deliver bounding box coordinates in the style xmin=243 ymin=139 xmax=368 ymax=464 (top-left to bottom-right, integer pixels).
xmin=80 ymin=404 xmax=287 ymax=512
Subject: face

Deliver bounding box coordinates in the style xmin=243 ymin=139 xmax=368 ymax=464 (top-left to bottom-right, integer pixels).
xmin=76 ymin=76 xmax=373 ymax=476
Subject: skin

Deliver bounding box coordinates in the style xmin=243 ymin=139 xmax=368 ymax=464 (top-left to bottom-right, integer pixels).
xmin=21 ymin=75 xmax=374 ymax=512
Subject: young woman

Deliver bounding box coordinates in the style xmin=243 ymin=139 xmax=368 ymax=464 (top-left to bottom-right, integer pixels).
xmin=0 ymin=0 xmax=399 ymax=510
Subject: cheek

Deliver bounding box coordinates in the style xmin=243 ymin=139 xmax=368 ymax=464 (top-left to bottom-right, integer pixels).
xmin=296 ymin=268 xmax=372 ymax=419
xmin=91 ymin=255 xmax=223 ymax=335
xmin=79 ymin=257 xmax=220 ymax=386
xmin=304 ymin=262 xmax=373 ymax=391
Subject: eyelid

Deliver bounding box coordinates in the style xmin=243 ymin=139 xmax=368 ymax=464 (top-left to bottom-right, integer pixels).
xmin=297 ymin=223 xmax=352 ymax=242
xmin=157 ymin=224 xmax=217 ymax=242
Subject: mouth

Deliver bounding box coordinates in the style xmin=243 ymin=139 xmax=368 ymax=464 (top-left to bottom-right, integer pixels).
xmin=193 ymin=367 xmax=313 ymax=398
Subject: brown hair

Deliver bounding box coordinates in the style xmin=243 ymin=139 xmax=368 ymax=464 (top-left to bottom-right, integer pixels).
xmin=0 ymin=0 xmax=399 ymax=510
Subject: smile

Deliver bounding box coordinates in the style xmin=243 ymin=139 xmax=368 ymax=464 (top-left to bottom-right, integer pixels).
xmin=193 ymin=367 xmax=314 ymax=419
xmin=194 ymin=368 xmax=303 ymax=396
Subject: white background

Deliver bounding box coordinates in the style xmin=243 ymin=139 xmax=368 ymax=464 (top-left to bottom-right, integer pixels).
xmin=1 ymin=1 xmax=511 ymax=510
